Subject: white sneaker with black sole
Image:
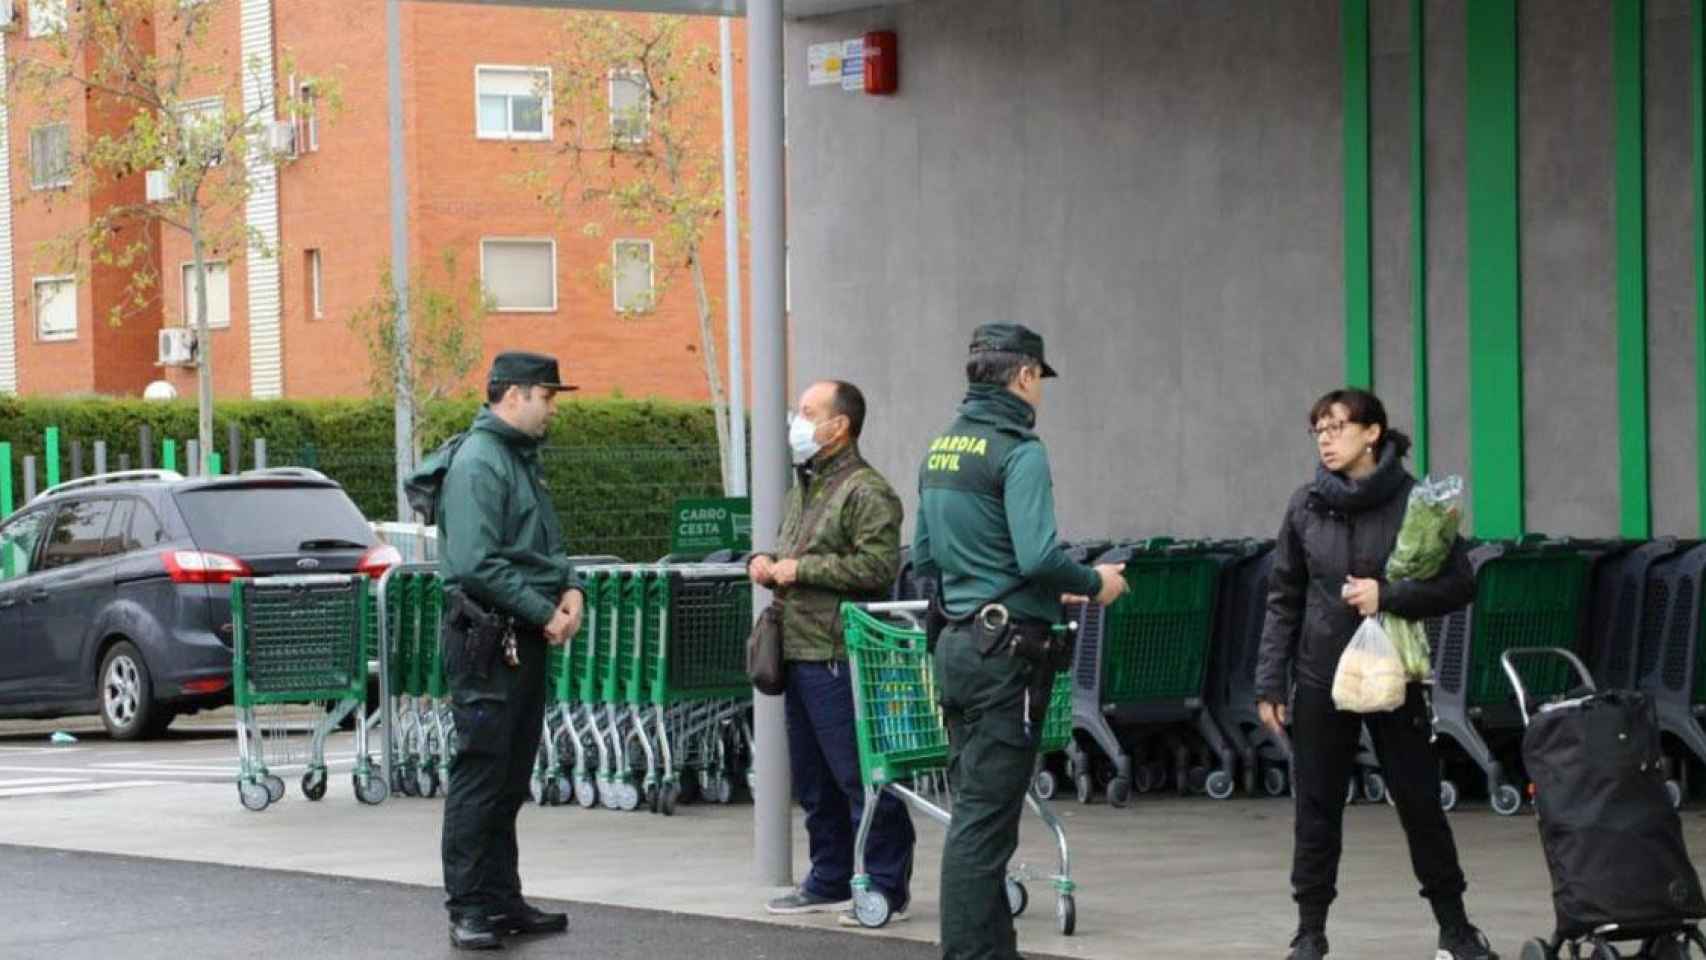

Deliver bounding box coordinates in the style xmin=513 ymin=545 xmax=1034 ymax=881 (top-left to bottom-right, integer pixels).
xmin=766 ymin=889 xmax=851 ymax=915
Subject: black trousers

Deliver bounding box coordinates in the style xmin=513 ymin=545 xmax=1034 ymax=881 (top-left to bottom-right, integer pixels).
xmin=1290 ymin=682 xmax=1468 ymax=931
xmin=441 ymin=621 xmax=549 ymax=921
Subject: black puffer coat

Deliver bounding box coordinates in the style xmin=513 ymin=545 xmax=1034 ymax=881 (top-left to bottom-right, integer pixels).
xmin=1253 ymin=439 xmax=1475 ymax=703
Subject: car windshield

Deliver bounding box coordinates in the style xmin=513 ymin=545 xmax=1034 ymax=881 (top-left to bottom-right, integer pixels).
xmin=173 ymin=484 xmax=373 ymax=556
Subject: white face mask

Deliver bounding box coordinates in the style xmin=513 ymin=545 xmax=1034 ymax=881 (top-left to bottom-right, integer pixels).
xmin=788 ymin=414 xmax=823 ymax=465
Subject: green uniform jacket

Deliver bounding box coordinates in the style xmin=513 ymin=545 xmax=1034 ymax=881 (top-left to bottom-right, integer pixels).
xmin=762 ymin=445 xmax=903 ymax=661
xmin=437 ymin=407 xmax=582 ymax=627
xmin=912 ymin=384 xmax=1099 ymax=623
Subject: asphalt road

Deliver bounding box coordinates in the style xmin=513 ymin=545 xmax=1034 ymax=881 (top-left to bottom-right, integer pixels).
xmin=1 ymin=843 xmax=1067 ymax=960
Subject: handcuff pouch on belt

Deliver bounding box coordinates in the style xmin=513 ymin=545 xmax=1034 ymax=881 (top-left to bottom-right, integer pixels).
xmin=447 ymin=590 xmax=519 ymax=679
xmin=977 ymin=603 xmax=1077 ymax=736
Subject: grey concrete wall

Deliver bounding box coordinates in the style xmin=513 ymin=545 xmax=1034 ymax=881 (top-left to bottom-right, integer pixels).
xmin=787 ymin=0 xmax=1342 ymax=540
xmin=784 ymin=0 xmax=1697 ymax=539
xmin=1647 ymin=0 xmax=1700 ymax=536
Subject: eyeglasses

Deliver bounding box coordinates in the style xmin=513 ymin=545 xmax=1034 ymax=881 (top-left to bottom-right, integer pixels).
xmin=1308 ymin=420 xmax=1358 ymax=441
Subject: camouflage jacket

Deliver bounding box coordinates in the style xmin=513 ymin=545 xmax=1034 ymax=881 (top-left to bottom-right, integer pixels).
xmin=764 ymin=445 xmax=903 ymax=661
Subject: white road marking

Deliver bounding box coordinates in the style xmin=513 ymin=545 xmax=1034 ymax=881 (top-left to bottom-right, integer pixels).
xmin=0 ymin=779 xmax=167 ymax=798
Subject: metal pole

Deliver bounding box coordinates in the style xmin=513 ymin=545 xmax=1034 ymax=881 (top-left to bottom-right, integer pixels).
xmin=93 ymin=441 xmax=106 ymax=476
xmin=748 ymin=0 xmax=791 ymax=888
xmin=386 ymin=0 xmax=414 ymax=522
xmin=721 ymin=16 xmax=748 ymax=499
xmin=254 ymin=437 xmax=268 ymax=470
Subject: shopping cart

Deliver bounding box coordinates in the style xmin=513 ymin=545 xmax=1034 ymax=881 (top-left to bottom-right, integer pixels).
xmin=842 ymin=601 xmax=1079 ymax=935
xmin=232 ymin=574 xmax=387 ymax=811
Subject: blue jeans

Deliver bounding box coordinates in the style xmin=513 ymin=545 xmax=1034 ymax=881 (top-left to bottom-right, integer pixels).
xmin=786 ymin=660 xmax=915 ymax=908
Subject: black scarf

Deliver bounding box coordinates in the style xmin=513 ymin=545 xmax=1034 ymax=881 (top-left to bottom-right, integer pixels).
xmin=1310 ymin=432 xmax=1412 ymax=516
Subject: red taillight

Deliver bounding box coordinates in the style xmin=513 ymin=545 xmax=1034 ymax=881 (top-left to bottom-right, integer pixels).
xmin=162 ymin=550 xmax=252 ymax=584
xmin=181 ymin=677 xmax=230 ymax=695
xmin=357 ymin=544 xmax=403 ymax=579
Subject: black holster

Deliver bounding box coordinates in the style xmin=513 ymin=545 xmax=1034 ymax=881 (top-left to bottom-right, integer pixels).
xmin=1007 ymin=619 xmax=1075 ymax=731
xmin=447 ymin=590 xmax=509 ymax=680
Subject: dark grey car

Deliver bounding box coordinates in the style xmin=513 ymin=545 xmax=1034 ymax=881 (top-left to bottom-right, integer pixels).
xmin=0 ymin=469 xmax=398 ymax=739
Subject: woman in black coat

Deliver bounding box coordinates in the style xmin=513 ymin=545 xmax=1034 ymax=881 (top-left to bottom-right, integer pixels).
xmin=1254 ymin=388 xmax=1496 ymax=960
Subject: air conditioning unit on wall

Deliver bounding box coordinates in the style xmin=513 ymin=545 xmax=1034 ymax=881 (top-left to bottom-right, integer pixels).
xmin=266 ymin=121 xmax=296 ymax=157
xmin=157 ymin=327 xmax=196 ymax=367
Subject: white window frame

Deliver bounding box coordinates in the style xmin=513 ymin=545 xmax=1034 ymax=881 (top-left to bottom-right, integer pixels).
xmin=27 ymin=0 xmax=66 ymax=39
xmin=307 ymin=248 xmax=323 ymax=319
xmin=174 ymin=97 xmax=226 ymax=169
xmin=480 ymin=237 xmax=557 ymax=314
xmin=33 ymin=276 xmax=76 ymax=342
xmin=612 ymin=239 xmax=655 ymax=313
xmin=288 ymin=75 xmax=319 ymax=154
xmin=29 ymin=122 xmax=71 ymax=190
xmin=474 ymin=65 xmax=552 ymax=142
xmin=180 ymin=260 xmax=232 ymax=330
xmin=608 ymin=68 xmax=650 ymax=147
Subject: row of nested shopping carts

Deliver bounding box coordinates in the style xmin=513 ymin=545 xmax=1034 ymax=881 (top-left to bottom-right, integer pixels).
xmin=888 ymin=535 xmax=1706 ymax=816
xmin=226 ymin=558 xmax=757 ymax=816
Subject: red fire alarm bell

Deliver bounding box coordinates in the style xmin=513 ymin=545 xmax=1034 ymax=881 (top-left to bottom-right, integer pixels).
xmin=864 ymin=31 xmax=898 ymax=95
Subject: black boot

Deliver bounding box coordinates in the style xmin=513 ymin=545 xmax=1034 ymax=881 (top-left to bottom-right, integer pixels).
xmin=449 ymin=915 xmax=505 ymax=951
xmin=491 ymin=902 xmax=569 ymax=936
xmin=1287 ymin=927 xmax=1329 ymax=960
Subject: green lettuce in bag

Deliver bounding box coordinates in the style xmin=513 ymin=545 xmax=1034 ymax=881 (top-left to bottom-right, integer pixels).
xmin=1382 ymin=475 xmax=1465 ymax=682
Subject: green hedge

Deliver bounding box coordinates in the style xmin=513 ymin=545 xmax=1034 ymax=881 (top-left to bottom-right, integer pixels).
xmin=0 ymin=396 xmax=726 ymax=560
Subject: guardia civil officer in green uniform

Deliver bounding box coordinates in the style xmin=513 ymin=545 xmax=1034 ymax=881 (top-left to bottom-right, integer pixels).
xmin=433 ymin=352 xmax=584 ymax=951
xmin=912 ymin=325 xmax=1128 ymax=960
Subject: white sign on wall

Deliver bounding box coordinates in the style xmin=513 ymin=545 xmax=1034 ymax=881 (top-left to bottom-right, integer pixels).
xmin=808 ymin=38 xmax=866 ymax=91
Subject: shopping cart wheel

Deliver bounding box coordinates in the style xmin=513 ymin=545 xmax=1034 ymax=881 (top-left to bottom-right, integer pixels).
xmin=398 ymin=764 xmax=419 ymax=798
xmin=1262 ymin=766 xmax=1289 ymax=798
xmin=262 ymin=774 xmax=286 ymax=804
xmin=1518 ymin=937 xmax=1553 ymax=960
xmin=574 ymin=776 xmax=597 ymax=809
xmin=238 ymin=780 xmax=270 ymax=812
xmin=1667 ymin=780 xmax=1685 ymax=809
xmin=542 ymin=778 xmax=563 ymax=807
xmin=1074 ymin=772 xmax=1094 ymax=805
xmin=659 ymin=782 xmax=679 ymax=817
xmin=1004 ymin=878 xmax=1028 ymax=918
xmin=1033 ymin=770 xmax=1058 ymax=801
xmin=355 ymin=771 xmax=388 ymax=806
xmin=1587 ymin=939 xmax=1622 ymax=959
xmin=646 ymin=782 xmax=661 ymax=814
xmin=715 ymin=776 xmax=735 ymax=805
xmin=301 ymin=769 xmax=328 ymax=802
xmin=619 ymin=783 xmax=641 ymax=812
xmin=389 ymin=765 xmax=407 ymax=796
xmin=1439 ymin=779 xmax=1459 ymax=813
xmin=1057 ymin=893 xmax=1077 ymax=936
xmin=418 ymin=767 xmax=438 ymax=800
xmin=1345 ymin=778 xmax=1358 ymax=806
xmin=1492 ymin=783 xmax=1524 ymax=817
xmin=1107 ymin=777 xmax=1132 ymax=808
xmin=1204 ymin=770 xmax=1236 ymax=801
xmin=1644 ymin=933 xmax=1690 ymax=959
xmin=852 ymin=890 xmax=891 ymax=929
xmin=1361 ymin=772 xmax=1386 ymax=805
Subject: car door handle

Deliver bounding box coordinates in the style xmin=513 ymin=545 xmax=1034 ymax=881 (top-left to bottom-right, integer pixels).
xmin=26 ymin=589 xmax=49 ymax=604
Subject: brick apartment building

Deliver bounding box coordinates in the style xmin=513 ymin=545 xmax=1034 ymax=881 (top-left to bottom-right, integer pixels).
xmin=0 ymin=0 xmax=749 ymax=402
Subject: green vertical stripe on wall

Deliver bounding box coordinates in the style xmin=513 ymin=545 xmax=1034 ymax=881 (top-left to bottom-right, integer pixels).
xmin=1617 ymin=0 xmax=1652 ymax=539
xmin=1466 ymin=0 xmax=1525 ymax=539
xmin=1412 ymin=0 xmax=1430 ymax=477
xmin=1345 ymin=0 xmax=1373 ymax=389
xmin=1696 ymin=0 xmax=1706 ymax=536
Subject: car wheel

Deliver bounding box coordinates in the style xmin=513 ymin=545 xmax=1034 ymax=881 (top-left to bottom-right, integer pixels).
xmin=100 ymin=641 xmax=160 ymax=741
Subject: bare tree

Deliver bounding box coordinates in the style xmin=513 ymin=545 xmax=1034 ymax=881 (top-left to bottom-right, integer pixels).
xmin=529 ymin=13 xmax=737 ymax=491
xmin=349 ymin=250 xmax=490 ymax=458
xmin=7 ymin=0 xmax=336 ymax=473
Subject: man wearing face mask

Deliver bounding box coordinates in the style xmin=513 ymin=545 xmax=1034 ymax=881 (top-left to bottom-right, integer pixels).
xmin=754 ymin=380 xmax=916 ymax=926
xmin=914 ymin=324 xmax=1128 ymax=960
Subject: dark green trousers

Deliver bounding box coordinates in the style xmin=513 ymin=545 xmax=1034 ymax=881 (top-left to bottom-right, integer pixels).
xmin=936 ymin=624 xmax=1038 ymax=960
xmin=441 ymin=621 xmax=548 ymax=921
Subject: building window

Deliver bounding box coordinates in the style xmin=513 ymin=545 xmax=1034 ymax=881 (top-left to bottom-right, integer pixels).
xmin=28 ymin=0 xmax=66 ymax=38
xmin=176 ymin=97 xmax=226 ymax=168
xmin=305 ymin=249 xmax=323 ymax=319
xmin=34 ymin=277 xmax=76 ymax=341
xmin=612 ymin=239 xmax=654 ymax=313
xmin=481 ymin=239 xmax=556 ymax=313
xmin=609 ymin=69 xmax=649 ymax=147
xmin=289 ymin=76 xmax=319 ymax=154
xmin=181 ymin=261 xmax=231 ymax=329
xmin=29 ymin=123 xmax=70 ymax=190
xmin=476 ymin=66 xmax=551 ymax=141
